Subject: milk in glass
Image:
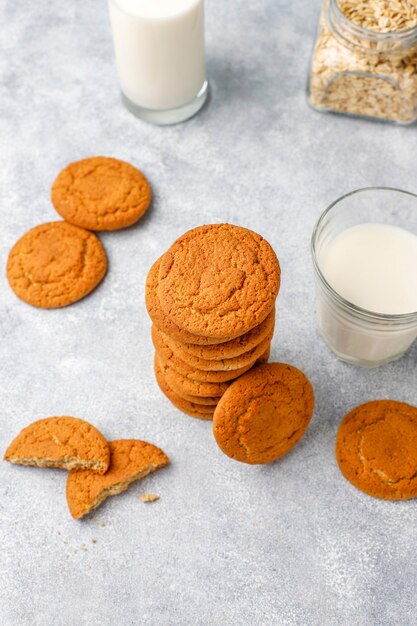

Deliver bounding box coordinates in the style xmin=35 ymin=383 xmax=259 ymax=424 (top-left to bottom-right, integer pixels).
xmin=109 ymin=0 xmax=207 ymax=122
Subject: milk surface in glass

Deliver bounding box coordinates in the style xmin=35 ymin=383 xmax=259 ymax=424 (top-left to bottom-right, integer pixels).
xmin=109 ymin=0 xmax=206 ymax=112
xmin=321 ymin=223 xmax=417 ymax=315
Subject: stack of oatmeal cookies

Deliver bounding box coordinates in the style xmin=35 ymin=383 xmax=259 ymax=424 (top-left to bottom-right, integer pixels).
xmin=146 ymin=224 xmax=281 ymax=418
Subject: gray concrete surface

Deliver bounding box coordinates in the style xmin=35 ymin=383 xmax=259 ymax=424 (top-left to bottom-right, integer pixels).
xmin=1 ymin=1 xmax=417 ymax=624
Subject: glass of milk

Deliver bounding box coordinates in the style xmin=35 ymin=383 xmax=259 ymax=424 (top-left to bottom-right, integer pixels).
xmin=108 ymin=0 xmax=208 ymax=124
xmin=311 ymin=188 xmax=417 ymax=367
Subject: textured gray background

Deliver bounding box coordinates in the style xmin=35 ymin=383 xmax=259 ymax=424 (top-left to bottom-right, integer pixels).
xmin=1 ymin=0 xmax=417 ymax=624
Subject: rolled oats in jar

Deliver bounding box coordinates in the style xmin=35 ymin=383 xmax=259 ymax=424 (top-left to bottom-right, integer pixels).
xmin=308 ymin=0 xmax=417 ymax=123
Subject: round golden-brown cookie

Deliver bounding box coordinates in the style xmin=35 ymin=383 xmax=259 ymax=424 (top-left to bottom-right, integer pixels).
xmin=168 ymin=309 xmax=275 ymax=361
xmin=51 ymin=156 xmax=151 ymax=231
xmin=66 ymin=439 xmax=169 ymax=519
xmin=336 ymin=400 xmax=417 ymax=500
xmin=154 ymin=358 xmax=215 ymax=419
xmin=152 ymin=326 xmax=258 ymax=381
xmin=158 ymin=224 xmax=281 ymax=340
xmin=156 ymin=354 xmax=227 ymax=398
xmin=7 ymin=221 xmax=107 ymax=308
xmin=146 ymin=258 xmax=230 ymax=346
xmin=213 ymin=363 xmax=314 ymax=464
xmin=158 ymin=326 xmax=273 ymax=371
xmin=4 ymin=416 xmax=110 ymax=473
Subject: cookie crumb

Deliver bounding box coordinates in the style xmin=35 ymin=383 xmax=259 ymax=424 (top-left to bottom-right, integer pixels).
xmin=140 ymin=493 xmax=160 ymax=503
xmin=91 ymin=538 xmax=97 ymax=544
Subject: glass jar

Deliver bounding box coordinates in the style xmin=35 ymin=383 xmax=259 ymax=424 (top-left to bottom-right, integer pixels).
xmin=311 ymin=188 xmax=417 ymax=367
xmin=308 ymin=0 xmax=417 ymax=124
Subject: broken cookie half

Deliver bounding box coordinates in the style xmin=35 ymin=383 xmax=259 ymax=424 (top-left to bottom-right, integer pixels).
xmin=66 ymin=440 xmax=169 ymax=519
xmin=4 ymin=416 xmax=110 ymax=474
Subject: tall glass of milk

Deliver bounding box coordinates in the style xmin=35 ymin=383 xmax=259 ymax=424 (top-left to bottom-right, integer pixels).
xmin=311 ymin=188 xmax=417 ymax=367
xmin=108 ymin=0 xmax=208 ymax=124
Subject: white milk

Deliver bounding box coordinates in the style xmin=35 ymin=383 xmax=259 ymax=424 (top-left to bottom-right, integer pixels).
xmin=321 ymin=223 xmax=417 ymax=315
xmin=109 ymin=0 xmax=206 ymax=112
xmin=316 ymin=223 xmax=417 ymax=366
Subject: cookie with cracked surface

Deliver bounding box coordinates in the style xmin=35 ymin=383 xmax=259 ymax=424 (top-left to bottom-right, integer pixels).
xmin=157 ymin=325 xmax=273 ymax=371
xmin=156 ymin=354 xmax=228 ymax=399
xmin=152 ymin=326 xmax=257 ymax=382
xmin=336 ymin=400 xmax=417 ymax=500
xmin=66 ymin=440 xmax=169 ymax=519
xmin=169 ymin=309 xmax=275 ymax=361
xmin=155 ymin=358 xmax=216 ymax=418
xmin=158 ymin=224 xmax=280 ymax=340
xmin=146 ymin=258 xmax=229 ymax=346
xmin=51 ymin=156 xmax=151 ymax=231
xmin=213 ymin=363 xmax=314 ymax=464
xmin=4 ymin=416 xmax=110 ymax=473
xmin=7 ymin=221 xmax=107 ymax=308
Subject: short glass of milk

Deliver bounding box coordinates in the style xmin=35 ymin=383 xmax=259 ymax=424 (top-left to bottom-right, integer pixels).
xmin=108 ymin=0 xmax=208 ymax=124
xmin=312 ymin=188 xmax=417 ymax=367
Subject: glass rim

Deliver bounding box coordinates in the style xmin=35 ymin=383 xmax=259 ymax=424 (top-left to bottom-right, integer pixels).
xmin=108 ymin=0 xmax=202 ymax=21
xmin=329 ymin=0 xmax=417 ymax=44
xmin=311 ymin=186 xmax=417 ymax=322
